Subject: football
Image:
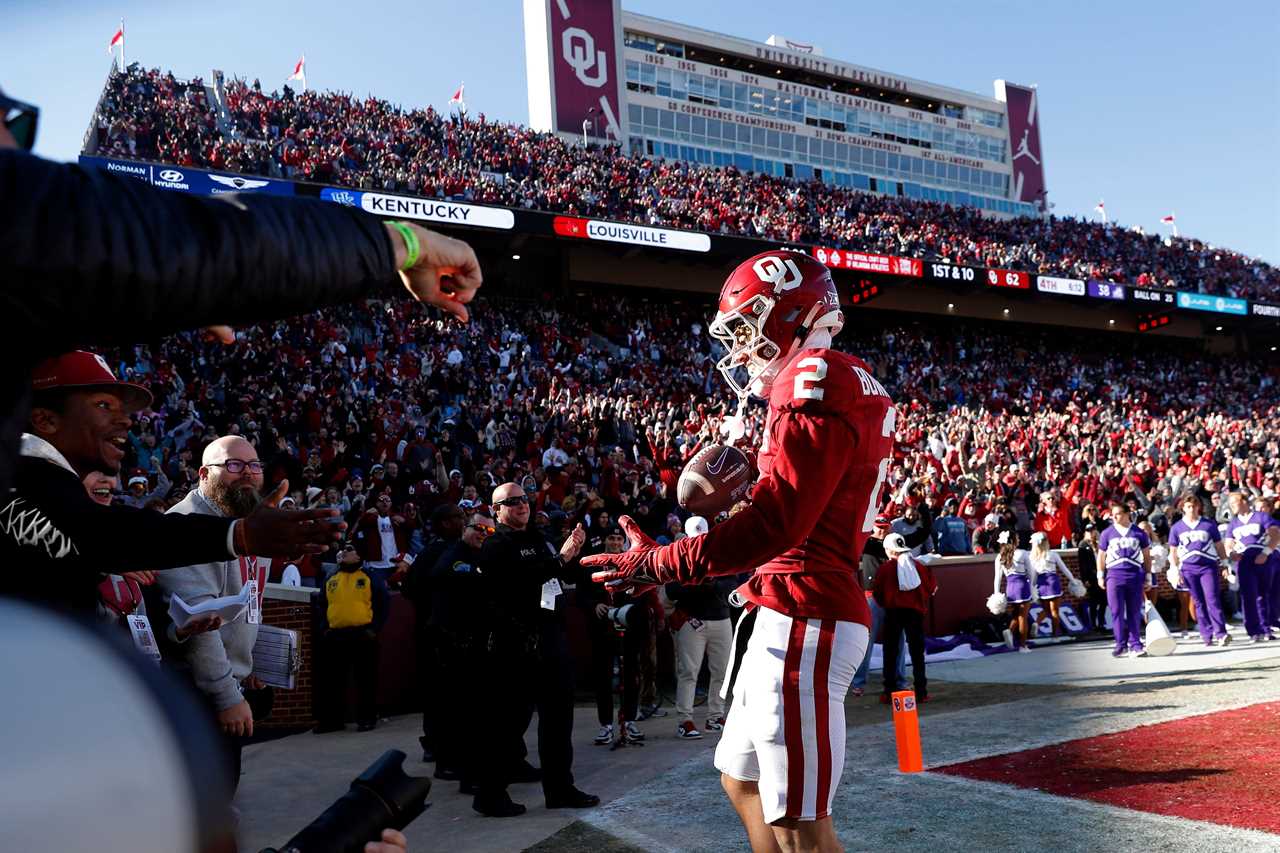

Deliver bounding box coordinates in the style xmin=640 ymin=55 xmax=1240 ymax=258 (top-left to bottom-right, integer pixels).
xmin=677 ymin=444 xmax=754 ymax=517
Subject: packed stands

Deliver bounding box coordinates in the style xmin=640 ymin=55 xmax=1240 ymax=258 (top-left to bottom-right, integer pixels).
xmin=90 ymin=67 xmax=1280 ymax=303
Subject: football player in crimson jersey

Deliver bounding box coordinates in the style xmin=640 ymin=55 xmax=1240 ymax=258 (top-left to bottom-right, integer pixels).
xmin=583 ymin=250 xmax=894 ymax=853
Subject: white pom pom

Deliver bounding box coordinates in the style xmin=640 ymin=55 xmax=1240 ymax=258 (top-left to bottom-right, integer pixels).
xmin=1165 ymin=567 xmax=1180 ymax=589
xmin=987 ymin=592 xmax=1008 ymax=616
xmin=1067 ymin=578 xmax=1086 ymax=598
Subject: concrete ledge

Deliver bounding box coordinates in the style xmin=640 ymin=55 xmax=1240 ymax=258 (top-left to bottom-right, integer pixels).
xmin=264 ymin=583 xmax=316 ymax=603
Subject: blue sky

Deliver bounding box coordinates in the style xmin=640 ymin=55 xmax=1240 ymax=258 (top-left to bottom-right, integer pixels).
xmin=7 ymin=0 xmax=1278 ymax=262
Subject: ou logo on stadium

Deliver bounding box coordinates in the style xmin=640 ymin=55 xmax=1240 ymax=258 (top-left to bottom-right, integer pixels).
xmin=753 ymin=256 xmax=802 ymax=293
xmin=562 ymin=27 xmax=607 ymax=87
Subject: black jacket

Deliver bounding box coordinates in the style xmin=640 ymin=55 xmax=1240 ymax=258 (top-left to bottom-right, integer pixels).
xmin=428 ymin=539 xmax=486 ymax=636
xmin=2 ymin=454 xmax=235 ymax=612
xmin=477 ymin=524 xmax=577 ymax=643
xmin=665 ymin=576 xmax=736 ymax=622
xmin=0 ymin=149 xmax=398 ymax=498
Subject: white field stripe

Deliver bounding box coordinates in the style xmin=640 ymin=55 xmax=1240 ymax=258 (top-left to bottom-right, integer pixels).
xmin=797 ymin=619 xmax=821 ymax=818
xmin=583 ymin=812 xmax=684 ymax=853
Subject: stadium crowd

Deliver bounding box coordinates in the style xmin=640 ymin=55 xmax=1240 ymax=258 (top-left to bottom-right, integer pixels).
xmin=92 ymin=67 xmax=1280 ymax=303
xmin=103 ymin=284 xmax=1279 ymax=566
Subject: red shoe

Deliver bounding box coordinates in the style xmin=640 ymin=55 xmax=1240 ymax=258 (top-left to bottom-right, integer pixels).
xmin=878 ymin=694 xmax=890 ymax=705
xmin=918 ymin=694 xmax=930 ymax=703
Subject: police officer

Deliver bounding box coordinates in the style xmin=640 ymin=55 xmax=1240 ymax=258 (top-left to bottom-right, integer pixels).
xmin=406 ymin=503 xmax=466 ymax=765
xmin=472 ymin=482 xmax=598 ymax=817
xmin=429 ymin=511 xmax=494 ymax=788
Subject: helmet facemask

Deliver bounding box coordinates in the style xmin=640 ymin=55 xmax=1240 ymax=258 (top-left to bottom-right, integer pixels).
xmin=709 ymin=294 xmax=785 ymax=400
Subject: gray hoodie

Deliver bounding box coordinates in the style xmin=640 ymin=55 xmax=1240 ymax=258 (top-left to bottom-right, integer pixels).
xmin=157 ymin=489 xmax=270 ymax=711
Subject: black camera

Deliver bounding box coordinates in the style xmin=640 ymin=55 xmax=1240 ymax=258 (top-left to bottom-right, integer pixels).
xmin=260 ymin=750 xmax=430 ymax=853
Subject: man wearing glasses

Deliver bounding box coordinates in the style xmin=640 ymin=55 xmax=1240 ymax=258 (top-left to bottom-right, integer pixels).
xmin=471 ymin=483 xmax=595 ymax=817
xmin=157 ymin=435 xmax=279 ymax=792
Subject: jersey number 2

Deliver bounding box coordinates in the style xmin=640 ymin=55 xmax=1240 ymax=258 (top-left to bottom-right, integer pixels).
xmin=861 ymin=407 xmax=897 ymax=533
xmin=793 ymin=357 xmax=827 ymax=400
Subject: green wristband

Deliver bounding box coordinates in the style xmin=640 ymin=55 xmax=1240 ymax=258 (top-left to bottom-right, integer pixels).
xmin=389 ymin=221 xmax=420 ymax=271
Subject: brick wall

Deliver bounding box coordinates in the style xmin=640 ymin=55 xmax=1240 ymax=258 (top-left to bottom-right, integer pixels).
xmin=260 ymin=584 xmax=317 ymax=729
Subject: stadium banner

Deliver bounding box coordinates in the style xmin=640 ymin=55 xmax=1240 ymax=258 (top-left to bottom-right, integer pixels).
xmin=1132 ymin=287 xmax=1177 ymax=306
xmin=1036 ymin=275 xmax=1085 ymax=297
xmin=923 ymin=261 xmax=981 ymax=285
xmin=985 ymin=268 xmax=1030 ymax=290
xmin=994 ymin=81 xmax=1047 ymax=207
xmin=79 ymin=156 xmax=295 ymax=196
xmin=812 ymin=247 xmax=922 ymax=277
xmin=320 ymin=188 xmax=515 ymax=230
xmin=1086 ymin=280 xmax=1126 ymax=301
xmin=1251 ymin=302 xmax=1280 ymax=319
xmin=552 ymin=216 xmax=711 ymax=252
xmin=525 ymin=0 xmax=626 ymax=141
xmin=1176 ymin=291 xmax=1248 ymax=316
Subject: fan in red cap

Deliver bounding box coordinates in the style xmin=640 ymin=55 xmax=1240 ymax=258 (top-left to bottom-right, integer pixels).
xmin=31 ymin=350 xmax=152 ymax=413
xmin=27 ymin=351 xmax=152 ymax=477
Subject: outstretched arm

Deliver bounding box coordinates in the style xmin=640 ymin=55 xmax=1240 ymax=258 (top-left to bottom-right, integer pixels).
xmin=585 ymin=413 xmax=854 ymax=588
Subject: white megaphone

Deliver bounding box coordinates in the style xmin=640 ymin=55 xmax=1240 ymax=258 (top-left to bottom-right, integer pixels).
xmin=280 ymin=564 xmax=302 ymax=587
xmin=1143 ymin=600 xmax=1177 ymax=656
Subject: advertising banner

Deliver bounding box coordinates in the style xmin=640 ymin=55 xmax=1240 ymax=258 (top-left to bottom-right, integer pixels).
xmin=1251 ymin=302 xmax=1280 ymax=319
xmin=995 ymin=81 xmax=1046 ymax=207
xmin=552 ymin=216 xmax=710 ymax=252
xmin=79 ymin=156 xmax=295 ymax=196
xmin=321 ymin=188 xmax=515 ymax=230
xmin=812 ymin=247 xmax=921 ymax=277
xmin=1176 ymin=292 xmax=1248 ymax=316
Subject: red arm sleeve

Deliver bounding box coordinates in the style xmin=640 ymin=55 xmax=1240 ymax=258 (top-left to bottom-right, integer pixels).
xmin=653 ymin=413 xmax=856 ymax=583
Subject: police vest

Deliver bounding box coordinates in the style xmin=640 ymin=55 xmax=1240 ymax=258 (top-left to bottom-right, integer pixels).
xmin=326 ymin=570 xmax=373 ymax=629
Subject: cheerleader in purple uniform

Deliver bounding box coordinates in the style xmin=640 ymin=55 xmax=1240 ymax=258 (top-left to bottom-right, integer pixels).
xmin=1028 ymin=531 xmax=1080 ymax=637
xmin=1169 ymin=494 xmax=1230 ymax=646
xmin=992 ymin=531 xmax=1036 ymax=652
xmin=1225 ymin=492 xmax=1280 ymax=642
xmin=1099 ymin=501 xmax=1151 ymax=658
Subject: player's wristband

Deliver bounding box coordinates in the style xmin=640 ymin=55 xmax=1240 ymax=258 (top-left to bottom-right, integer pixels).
xmin=389 ymin=221 xmax=420 ymax=271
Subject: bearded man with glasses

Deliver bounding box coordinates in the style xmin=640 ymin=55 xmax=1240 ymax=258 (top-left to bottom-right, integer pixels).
xmin=157 ymin=435 xmax=280 ymax=793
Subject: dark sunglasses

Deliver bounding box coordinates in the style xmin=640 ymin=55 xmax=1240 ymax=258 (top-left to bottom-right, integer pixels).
xmin=495 ymin=495 xmax=529 ymax=507
xmin=469 ymin=523 xmax=496 ymax=535
xmin=1 ymin=93 xmax=39 ymax=151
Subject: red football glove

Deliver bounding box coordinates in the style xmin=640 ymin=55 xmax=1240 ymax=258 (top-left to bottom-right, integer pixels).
xmin=581 ymin=515 xmax=668 ymax=596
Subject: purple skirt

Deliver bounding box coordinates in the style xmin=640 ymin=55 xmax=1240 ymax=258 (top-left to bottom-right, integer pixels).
xmin=1036 ymin=573 xmax=1063 ymax=600
xmin=1005 ymin=574 xmax=1032 ymax=603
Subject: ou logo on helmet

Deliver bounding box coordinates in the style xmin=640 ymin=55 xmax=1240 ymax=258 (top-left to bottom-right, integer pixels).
xmin=752 ymin=256 xmax=802 ymax=294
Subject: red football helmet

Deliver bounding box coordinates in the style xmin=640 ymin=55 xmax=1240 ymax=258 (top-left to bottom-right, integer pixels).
xmin=709 ymin=251 xmax=843 ymax=399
